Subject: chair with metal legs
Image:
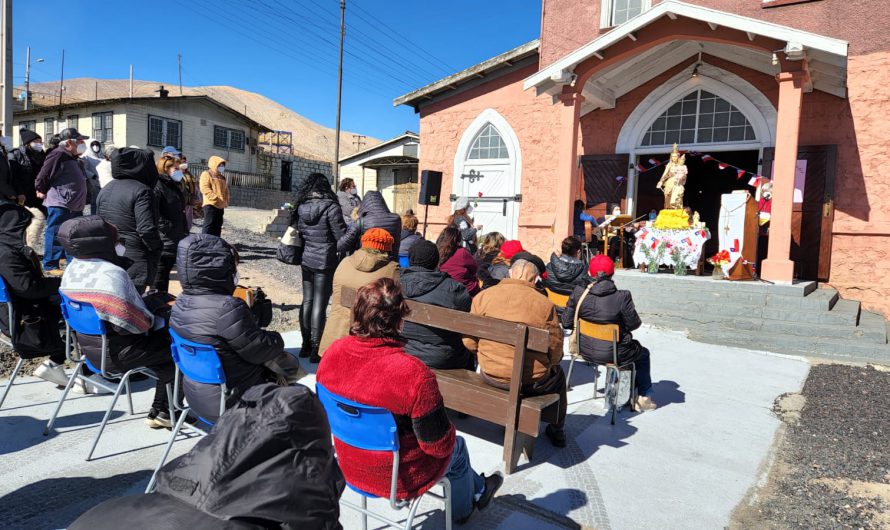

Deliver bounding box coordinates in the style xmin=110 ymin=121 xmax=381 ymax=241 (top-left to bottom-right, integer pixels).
xmin=316 ymin=383 xmax=452 ymax=530
xmin=43 ymin=292 xmax=174 ymax=461
xmin=145 ymin=328 xmax=227 ymax=493
xmin=565 ymin=320 xmax=636 ymax=425
xmin=0 ymin=275 xmax=22 ymax=409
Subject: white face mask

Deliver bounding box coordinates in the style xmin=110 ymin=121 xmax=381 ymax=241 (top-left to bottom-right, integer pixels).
xmin=91 ymin=144 xmax=101 ymax=153
xmin=179 ymin=163 xmax=188 ymax=171
xmin=350 ymin=187 xmax=357 ymax=195
xmin=30 ymin=142 xmax=43 ymax=152
xmin=170 ymin=170 xmax=184 ymax=182
xmin=114 ymin=243 xmax=126 ymax=257
xmin=233 ymin=271 xmax=240 ymax=286
xmin=217 ymin=166 xmax=226 ymax=175
xmin=75 ymin=142 xmax=87 ymax=155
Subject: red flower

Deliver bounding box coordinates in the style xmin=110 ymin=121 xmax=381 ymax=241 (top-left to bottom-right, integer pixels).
xmin=477 ymin=191 xmax=483 ymax=198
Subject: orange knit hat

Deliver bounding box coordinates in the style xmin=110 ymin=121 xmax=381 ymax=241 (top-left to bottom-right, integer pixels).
xmin=361 ymin=228 xmax=394 ymax=252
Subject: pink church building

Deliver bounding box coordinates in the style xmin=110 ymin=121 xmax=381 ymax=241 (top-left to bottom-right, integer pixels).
xmin=396 ymin=0 xmax=890 ymax=316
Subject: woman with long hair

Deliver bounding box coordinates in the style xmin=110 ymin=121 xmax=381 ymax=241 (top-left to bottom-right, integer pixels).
xmin=436 ymin=226 xmax=480 ymax=297
xmin=474 ymin=231 xmax=504 ymax=286
xmin=336 ymin=177 xmax=361 ymax=226
xmin=291 ymin=173 xmax=354 ymax=361
xmin=447 ymin=197 xmax=481 ymax=254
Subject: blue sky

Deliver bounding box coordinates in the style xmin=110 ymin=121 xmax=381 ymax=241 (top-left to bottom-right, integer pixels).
xmin=13 ymin=0 xmax=542 ymax=141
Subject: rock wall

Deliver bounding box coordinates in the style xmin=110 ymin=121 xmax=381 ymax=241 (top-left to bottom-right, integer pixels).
xmin=228 ymin=186 xmax=295 ymax=210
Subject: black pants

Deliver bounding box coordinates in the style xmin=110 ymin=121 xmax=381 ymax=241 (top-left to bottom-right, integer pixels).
xmin=482 ymin=365 xmax=568 ymax=430
xmin=299 ymin=266 xmax=334 ymax=348
xmin=114 ymin=331 xmax=175 ymax=410
xmin=153 ymin=252 xmax=176 ymax=293
xmin=202 ymin=206 xmax=224 ymax=237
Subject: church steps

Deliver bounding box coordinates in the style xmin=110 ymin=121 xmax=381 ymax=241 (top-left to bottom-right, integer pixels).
xmin=633 ymin=297 xmax=860 ymax=328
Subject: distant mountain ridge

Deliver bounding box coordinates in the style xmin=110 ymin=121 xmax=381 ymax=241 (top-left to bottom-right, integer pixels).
xmin=23 ymin=78 xmax=379 ymax=161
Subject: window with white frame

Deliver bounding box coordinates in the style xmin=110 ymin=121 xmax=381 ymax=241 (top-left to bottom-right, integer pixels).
xmin=92 ymin=111 xmax=113 ymax=143
xmin=602 ymin=0 xmax=649 ymax=28
xmin=213 ymin=125 xmax=246 ymax=151
xmin=44 ymin=118 xmax=55 ymax=138
xmin=467 ymin=123 xmax=508 ymax=160
xmin=641 ymin=90 xmax=756 ymax=147
xmin=148 ymin=115 xmax=183 ymax=150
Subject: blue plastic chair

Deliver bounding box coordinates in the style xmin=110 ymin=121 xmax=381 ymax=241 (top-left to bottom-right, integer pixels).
xmin=145 ymin=328 xmax=227 ymax=493
xmin=398 ymin=255 xmax=410 ymax=269
xmin=44 ymin=292 xmax=174 ymax=461
xmin=0 ymin=275 xmax=19 ymax=409
xmin=316 ymin=383 xmax=452 ymax=530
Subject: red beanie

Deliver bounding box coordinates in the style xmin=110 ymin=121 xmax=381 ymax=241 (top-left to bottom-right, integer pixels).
xmin=588 ymin=254 xmax=615 ymax=278
xmin=500 ymin=240 xmax=524 ymax=260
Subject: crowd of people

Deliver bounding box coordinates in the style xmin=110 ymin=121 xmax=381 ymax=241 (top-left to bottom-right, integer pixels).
xmin=0 ymin=128 xmax=658 ymax=525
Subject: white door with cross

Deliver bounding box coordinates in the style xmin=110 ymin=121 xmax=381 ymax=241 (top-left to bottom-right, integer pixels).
xmin=453 ymin=110 xmax=521 ymax=240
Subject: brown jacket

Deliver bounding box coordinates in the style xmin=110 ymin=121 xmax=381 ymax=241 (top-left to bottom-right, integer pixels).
xmin=463 ymin=278 xmax=563 ymax=384
xmin=318 ymin=249 xmax=400 ymax=355
xmin=199 ymin=155 xmax=230 ymax=209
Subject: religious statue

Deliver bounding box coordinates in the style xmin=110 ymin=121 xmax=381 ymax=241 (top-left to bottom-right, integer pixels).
xmin=656 ymin=144 xmax=688 ymax=210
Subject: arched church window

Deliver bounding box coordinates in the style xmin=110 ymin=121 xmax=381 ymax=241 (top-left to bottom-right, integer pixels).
xmin=467 ymin=123 xmax=509 ymax=160
xmin=641 ymin=90 xmax=756 ymax=147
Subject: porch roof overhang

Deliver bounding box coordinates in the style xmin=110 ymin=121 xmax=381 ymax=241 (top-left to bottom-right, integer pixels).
xmin=524 ymin=0 xmax=849 ymax=113
xmin=361 ymin=155 xmax=419 ymax=169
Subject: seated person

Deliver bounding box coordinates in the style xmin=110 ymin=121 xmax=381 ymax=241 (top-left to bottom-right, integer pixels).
xmin=0 ymin=202 xmax=69 ymax=389
xmin=398 ymin=212 xmax=422 ymax=257
xmin=69 ymin=384 xmax=345 ymax=530
xmin=399 ymin=240 xmax=474 ymax=369
xmin=543 ymin=236 xmax=591 ymax=316
xmin=561 ymin=255 xmax=656 ymax=411
xmin=573 ymin=199 xmax=587 ymax=241
xmin=318 ymin=228 xmax=399 ymax=359
xmin=464 ymin=252 xmax=567 ymax=447
xmin=436 ymin=226 xmax=479 ymax=296
xmin=474 ymin=231 xmax=505 ymax=273
xmin=58 ymin=215 xmax=176 ymax=427
xmin=317 ymin=278 xmax=502 ymax=524
xmin=170 ymin=234 xmax=301 ymax=424
xmin=480 ymin=239 xmax=523 ymax=289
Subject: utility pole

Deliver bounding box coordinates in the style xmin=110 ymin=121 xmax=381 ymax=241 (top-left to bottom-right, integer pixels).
xmin=24 ymin=47 xmax=43 ymax=110
xmin=0 ymin=0 xmax=12 ymax=137
xmin=129 ymin=64 xmax=133 ymax=98
xmin=177 ymin=52 xmax=183 ymax=96
xmin=57 ymin=49 xmax=64 ymax=108
xmin=332 ymin=0 xmax=345 ymax=186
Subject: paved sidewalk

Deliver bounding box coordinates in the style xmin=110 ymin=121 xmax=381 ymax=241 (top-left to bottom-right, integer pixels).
xmin=0 ymin=327 xmax=808 ymax=529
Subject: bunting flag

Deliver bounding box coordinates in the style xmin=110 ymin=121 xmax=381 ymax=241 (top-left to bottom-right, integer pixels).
xmin=718 ymin=162 xmax=728 ymax=170
xmin=737 ymin=169 xmax=747 ymax=180
xmin=701 ymin=154 xmax=714 ymax=162
xmin=636 ymin=163 xmax=647 ymax=172
xmin=648 ymin=158 xmax=660 ymax=165
xmin=633 ymin=151 xmax=766 ymax=187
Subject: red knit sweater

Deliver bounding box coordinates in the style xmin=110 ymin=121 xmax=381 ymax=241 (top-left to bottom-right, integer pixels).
xmin=316 ymin=336 xmax=456 ymax=500
xmin=440 ymin=247 xmax=480 ymax=297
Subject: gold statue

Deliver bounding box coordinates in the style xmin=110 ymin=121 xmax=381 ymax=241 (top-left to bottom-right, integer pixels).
xmin=656 ymin=144 xmax=688 ymax=210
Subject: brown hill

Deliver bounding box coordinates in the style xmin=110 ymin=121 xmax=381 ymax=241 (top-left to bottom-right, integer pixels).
xmin=24 ymin=78 xmax=380 ymax=161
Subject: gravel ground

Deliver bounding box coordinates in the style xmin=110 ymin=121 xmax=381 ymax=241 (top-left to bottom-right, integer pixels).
xmin=732 ymin=364 xmax=890 ymax=529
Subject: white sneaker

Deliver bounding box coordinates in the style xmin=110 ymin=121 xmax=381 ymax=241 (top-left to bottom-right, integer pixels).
xmin=70 ymin=374 xmax=113 ymax=395
xmin=33 ymin=360 xmax=70 ymax=387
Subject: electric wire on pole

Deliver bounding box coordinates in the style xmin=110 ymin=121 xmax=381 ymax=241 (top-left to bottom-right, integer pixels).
xmin=333 ymin=0 xmax=345 ymax=185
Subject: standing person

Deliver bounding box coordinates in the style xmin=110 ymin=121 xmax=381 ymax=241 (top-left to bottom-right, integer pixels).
xmin=399 ymin=211 xmax=422 ymax=257
xmin=340 ymin=190 xmax=401 ymax=257
xmin=82 ymin=140 xmax=103 ymax=213
xmin=152 ymin=157 xmax=188 ymax=293
xmin=34 ymin=127 xmax=89 ymax=274
xmin=97 ymin=147 xmax=162 ymax=293
xmin=448 ymin=197 xmax=482 ymax=254
xmin=436 ymin=226 xmax=480 ymax=297
xmin=96 ymin=145 xmax=115 ymax=188
xmin=160 ymin=146 xmax=180 ymax=160
xmin=178 ymin=155 xmax=200 ymax=231
xmin=317 ymin=228 xmax=399 ymax=360
xmin=0 ymin=135 xmax=17 ymax=205
xmin=317 ymin=278 xmax=502 ymax=524
xmin=8 ymin=129 xmax=47 ymax=250
xmin=336 ymin=177 xmax=361 ymax=227
xmin=291 ymin=173 xmax=354 ymax=362
xmin=199 ymin=156 xmax=229 ymax=237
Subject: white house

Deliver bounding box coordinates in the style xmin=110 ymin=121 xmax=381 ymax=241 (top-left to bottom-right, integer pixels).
xmin=338 ymin=131 xmax=419 ymax=215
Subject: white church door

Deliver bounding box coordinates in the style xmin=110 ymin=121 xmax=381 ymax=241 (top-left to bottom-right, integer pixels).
xmin=454 ymin=110 xmax=521 ymax=239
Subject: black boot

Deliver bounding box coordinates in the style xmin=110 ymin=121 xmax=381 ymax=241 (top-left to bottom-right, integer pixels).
xmin=298 ymin=327 xmax=312 ymax=358
xmin=309 ymin=341 xmax=322 ymax=364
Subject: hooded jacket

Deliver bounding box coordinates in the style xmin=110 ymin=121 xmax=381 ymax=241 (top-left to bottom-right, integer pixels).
xmin=543 ymin=253 xmax=590 ymax=296
xmin=81 ymin=141 xmax=102 ymax=180
xmin=560 ymin=277 xmax=644 ymax=364
xmin=97 ymin=148 xmax=162 ymax=286
xmin=8 ymin=145 xmax=46 ymax=208
xmin=0 ymin=203 xmax=64 ymax=357
xmin=399 ymin=266 xmax=473 ymax=369
xmin=71 ymin=384 xmax=345 ymax=530
xmin=155 ymin=173 xmax=188 ymax=254
xmin=34 ymin=146 xmax=88 ymax=211
xmin=399 ymin=229 xmax=422 ymax=257
xmin=339 ymin=191 xmax=401 ymax=257
xmin=336 ymin=189 xmax=360 ymax=225
xmin=293 ymin=194 xmax=351 ymax=271
xmin=199 ymin=156 xmax=229 ymax=209
xmin=317 ymin=249 xmax=399 ymax=355
xmin=170 ymin=234 xmax=285 ymax=422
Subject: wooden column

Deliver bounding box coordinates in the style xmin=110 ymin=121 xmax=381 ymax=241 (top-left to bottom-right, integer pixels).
xmin=761 ymin=70 xmax=806 ymax=283
xmin=554 ymin=90 xmax=584 ymax=240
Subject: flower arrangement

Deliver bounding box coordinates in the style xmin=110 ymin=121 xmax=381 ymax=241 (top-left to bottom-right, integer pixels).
xmin=641 ymin=240 xmax=666 ymax=273
xmin=653 ymin=209 xmax=691 ymax=230
xmin=670 ymin=245 xmax=688 ymax=276
xmin=707 ymin=250 xmax=731 ymax=267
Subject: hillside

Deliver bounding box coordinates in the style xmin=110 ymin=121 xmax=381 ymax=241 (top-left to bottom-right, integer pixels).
xmin=23 ymin=78 xmax=380 ymax=161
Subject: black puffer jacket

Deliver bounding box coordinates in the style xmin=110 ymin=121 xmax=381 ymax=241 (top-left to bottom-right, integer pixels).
xmin=340 ymin=191 xmax=401 ymax=257
xmin=543 ymin=253 xmax=590 ymax=295
xmin=399 ymin=266 xmax=474 ymax=369
xmin=154 ymin=175 xmax=188 ymax=255
xmin=0 ymin=203 xmax=63 ymax=358
xmin=97 ymin=148 xmax=162 ymax=286
xmin=399 ymin=229 xmax=422 ymax=256
xmin=561 ymin=278 xmax=644 ymax=364
xmin=70 ymin=384 xmax=345 ymax=530
xmin=170 ymin=234 xmax=284 ymax=421
xmin=8 ymin=146 xmax=45 ymax=208
xmin=292 ymin=194 xmax=351 ymax=271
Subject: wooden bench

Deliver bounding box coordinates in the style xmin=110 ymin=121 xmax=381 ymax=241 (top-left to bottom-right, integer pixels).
xmin=340 ymin=286 xmax=560 ymax=474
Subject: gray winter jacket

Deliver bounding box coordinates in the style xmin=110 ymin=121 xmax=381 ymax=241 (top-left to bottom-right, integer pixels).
xmin=34 ymin=147 xmax=87 ymax=211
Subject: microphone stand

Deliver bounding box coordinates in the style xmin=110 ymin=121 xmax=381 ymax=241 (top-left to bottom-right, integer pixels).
xmin=618 ymin=214 xmax=648 ymax=269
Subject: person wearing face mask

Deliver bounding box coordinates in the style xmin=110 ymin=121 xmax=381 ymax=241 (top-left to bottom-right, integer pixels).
xmin=81 ymin=140 xmax=104 ymax=213
xmin=336 ymin=177 xmax=361 ymax=226
xmin=96 ymin=144 xmax=115 ymax=189
xmin=463 ymin=251 xmax=568 ymax=448
xmin=9 ymin=130 xmax=49 ymax=250
xmin=152 ymin=157 xmax=188 ymax=293
xmin=199 ymin=155 xmax=229 ymax=237
xmin=177 ymin=155 xmax=200 ymax=230
xmin=34 ymin=127 xmax=89 ymax=273
xmin=448 ymin=197 xmax=482 ymax=255
xmin=96 ymin=147 xmax=163 ymax=293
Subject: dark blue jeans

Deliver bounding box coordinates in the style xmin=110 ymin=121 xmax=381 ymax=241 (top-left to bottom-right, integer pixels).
xmin=635 ymin=346 xmax=652 ymax=396
xmin=445 ymin=436 xmax=484 ymax=521
xmin=43 ymin=207 xmax=82 ymax=270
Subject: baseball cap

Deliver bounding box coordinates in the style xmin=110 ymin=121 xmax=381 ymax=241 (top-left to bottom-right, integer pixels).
xmin=511 ymin=251 xmax=548 ymax=279
xmin=588 ymin=254 xmax=615 ymax=278
xmin=162 ymin=146 xmax=181 ymax=156
xmin=58 ymin=127 xmax=88 ymax=141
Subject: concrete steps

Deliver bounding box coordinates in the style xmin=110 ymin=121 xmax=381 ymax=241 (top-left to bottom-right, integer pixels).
xmin=612 ymin=270 xmax=890 ymax=364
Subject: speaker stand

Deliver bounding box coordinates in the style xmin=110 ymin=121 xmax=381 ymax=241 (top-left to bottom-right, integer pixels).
xmin=422 ymin=203 xmax=430 ymax=239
